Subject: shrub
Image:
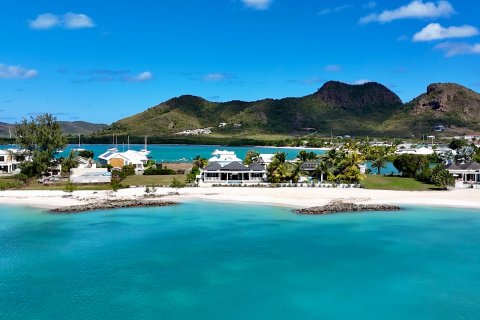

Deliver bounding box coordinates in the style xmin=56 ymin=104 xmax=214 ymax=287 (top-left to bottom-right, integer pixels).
xmin=122 ymin=165 xmax=136 ymax=177
xmin=170 ymin=177 xmax=185 ymax=189
xmin=64 ymin=181 xmax=76 ymax=193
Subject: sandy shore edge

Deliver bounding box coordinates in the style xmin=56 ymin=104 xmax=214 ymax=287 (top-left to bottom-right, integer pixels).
xmin=0 ymin=187 xmax=479 ymax=211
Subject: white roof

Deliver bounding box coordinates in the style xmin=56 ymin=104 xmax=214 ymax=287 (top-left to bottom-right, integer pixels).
xmin=259 ymin=154 xmax=275 ymax=163
xmin=415 ymin=147 xmax=434 ymax=155
xmin=208 ymin=149 xmax=241 ymax=164
xmin=99 ymin=150 xmax=148 ymax=164
xmin=211 ymin=149 xmax=236 ymax=156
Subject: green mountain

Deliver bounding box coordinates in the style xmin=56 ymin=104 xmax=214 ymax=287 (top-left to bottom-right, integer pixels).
xmin=110 ymin=81 xmax=404 ymax=136
xmin=0 ymin=121 xmax=107 ymax=137
xmin=382 ymin=83 xmax=480 ymax=135
xmin=101 ymin=81 xmax=480 ymax=138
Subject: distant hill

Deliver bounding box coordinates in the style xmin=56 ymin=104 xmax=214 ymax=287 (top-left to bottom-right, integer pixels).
xmin=0 ymin=121 xmax=108 ymax=137
xmin=382 ymin=83 xmax=480 ymax=135
xmin=109 ymin=81 xmax=405 ymax=136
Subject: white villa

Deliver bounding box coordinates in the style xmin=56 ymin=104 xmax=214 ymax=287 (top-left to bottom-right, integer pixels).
xmin=208 ymin=150 xmax=242 ymax=166
xmin=446 ymin=161 xmax=480 ymax=188
xmin=98 ymin=150 xmax=149 ymax=174
xmin=396 ymin=146 xmax=434 ymax=155
xmin=0 ymin=149 xmax=21 ymax=175
xmin=200 ymin=150 xmax=266 ymax=184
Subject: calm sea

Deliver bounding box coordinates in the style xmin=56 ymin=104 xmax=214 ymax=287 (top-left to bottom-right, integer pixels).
xmin=1 ymin=202 xmax=480 ymax=319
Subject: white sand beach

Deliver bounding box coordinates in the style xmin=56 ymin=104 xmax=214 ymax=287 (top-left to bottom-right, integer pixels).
xmin=0 ymin=187 xmax=479 ymax=210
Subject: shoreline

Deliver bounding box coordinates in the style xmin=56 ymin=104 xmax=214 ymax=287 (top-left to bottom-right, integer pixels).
xmin=0 ymin=187 xmax=480 ymax=211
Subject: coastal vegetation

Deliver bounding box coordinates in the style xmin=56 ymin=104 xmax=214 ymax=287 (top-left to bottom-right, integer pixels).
xmin=14 ymin=113 xmax=67 ymax=178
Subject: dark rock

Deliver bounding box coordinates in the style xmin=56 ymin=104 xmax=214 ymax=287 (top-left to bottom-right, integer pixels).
xmin=295 ymin=202 xmax=400 ymax=215
xmin=49 ymin=200 xmax=178 ymax=214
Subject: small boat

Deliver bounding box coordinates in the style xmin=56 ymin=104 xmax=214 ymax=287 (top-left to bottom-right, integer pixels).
xmin=139 ymin=136 xmax=151 ymax=156
xmin=72 ymin=134 xmax=85 ymax=152
xmin=106 ymin=134 xmax=118 ymax=153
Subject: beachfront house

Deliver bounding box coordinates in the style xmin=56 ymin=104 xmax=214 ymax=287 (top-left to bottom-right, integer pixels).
xmin=201 ymin=150 xmax=266 ymax=184
xmin=446 ymin=161 xmax=480 ymax=189
xmin=0 ymin=149 xmax=21 ymax=175
xmin=98 ymin=150 xmax=148 ymax=174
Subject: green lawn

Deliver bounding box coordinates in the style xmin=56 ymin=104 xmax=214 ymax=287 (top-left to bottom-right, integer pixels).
xmin=121 ymin=174 xmax=186 ymax=187
xmin=363 ymin=175 xmax=436 ymax=191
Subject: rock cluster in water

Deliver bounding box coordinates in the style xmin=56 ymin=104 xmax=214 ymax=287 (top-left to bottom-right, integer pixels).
xmin=295 ymin=202 xmax=400 ymax=215
xmin=50 ymin=200 xmax=178 ymax=214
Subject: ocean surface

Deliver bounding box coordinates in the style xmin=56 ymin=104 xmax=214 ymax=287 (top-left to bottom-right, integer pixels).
xmin=1 ymin=202 xmax=480 ymax=319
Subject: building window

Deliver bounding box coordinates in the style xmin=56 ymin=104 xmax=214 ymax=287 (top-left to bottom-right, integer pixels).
xmin=0 ymin=156 xmax=4 ymax=162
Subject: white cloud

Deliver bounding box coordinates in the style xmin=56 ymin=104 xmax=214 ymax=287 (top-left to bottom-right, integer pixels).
xmin=29 ymin=12 xmax=95 ymax=30
xmin=127 ymin=71 xmax=153 ymax=82
xmin=203 ymin=73 xmax=228 ymax=81
xmin=435 ymin=42 xmax=480 ymax=57
xmin=353 ymin=79 xmax=371 ymax=85
xmin=0 ymin=64 xmax=38 ymax=79
xmin=29 ymin=13 xmax=60 ymax=30
xmin=325 ymin=65 xmax=342 ymax=72
xmin=363 ymin=1 xmax=377 ymax=9
xmin=318 ymin=5 xmax=354 ymax=16
xmin=63 ymin=12 xmax=95 ymax=29
xmin=242 ymin=0 xmax=272 ymax=10
xmin=413 ymin=23 xmax=479 ymax=42
xmin=359 ymin=0 xmax=455 ymax=24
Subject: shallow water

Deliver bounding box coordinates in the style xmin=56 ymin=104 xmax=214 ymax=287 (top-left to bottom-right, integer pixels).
xmin=1 ymin=203 xmax=480 ymax=319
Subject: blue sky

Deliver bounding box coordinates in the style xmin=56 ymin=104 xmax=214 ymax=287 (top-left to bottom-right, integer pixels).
xmin=1 ymin=0 xmax=479 ymax=124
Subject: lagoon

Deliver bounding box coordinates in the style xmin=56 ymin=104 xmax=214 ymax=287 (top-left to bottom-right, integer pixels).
xmin=1 ymin=203 xmax=480 ymax=319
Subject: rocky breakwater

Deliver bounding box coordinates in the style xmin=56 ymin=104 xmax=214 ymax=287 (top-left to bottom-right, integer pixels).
xmin=295 ymin=202 xmax=400 ymax=215
xmin=50 ymin=199 xmax=178 ymax=214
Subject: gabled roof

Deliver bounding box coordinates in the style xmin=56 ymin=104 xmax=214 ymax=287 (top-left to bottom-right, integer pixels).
xmin=204 ymin=162 xmax=222 ymax=171
xmin=248 ymin=162 xmax=265 ymax=171
xmin=463 ymin=161 xmax=480 ymax=170
xmin=445 ymin=162 xmax=462 ymax=170
xmin=300 ymin=161 xmax=321 ymax=170
xmin=447 ymin=161 xmax=480 ymax=171
xmin=222 ymin=161 xmax=249 ymax=171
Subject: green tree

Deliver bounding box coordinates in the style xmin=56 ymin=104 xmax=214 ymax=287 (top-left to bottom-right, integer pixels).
xmin=313 ymin=160 xmax=335 ymax=183
xmin=273 ymin=151 xmax=287 ymax=163
xmin=244 ymin=150 xmax=260 ymax=165
xmin=432 ymin=169 xmax=455 ymax=190
xmin=14 ymin=113 xmax=67 ymax=177
xmin=448 ymin=139 xmax=468 ymax=150
xmin=193 ymin=155 xmax=208 ymax=169
xmin=61 ymin=151 xmax=79 ymax=173
xmin=296 ymin=150 xmax=318 ymax=163
xmin=77 ymin=150 xmax=94 ymax=159
xmin=393 ymin=154 xmax=429 ymax=178
xmin=371 ymin=157 xmax=387 ymax=175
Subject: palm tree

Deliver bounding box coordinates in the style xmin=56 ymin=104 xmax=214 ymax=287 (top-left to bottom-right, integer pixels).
xmin=193 ymin=155 xmax=208 ymax=169
xmin=244 ymin=150 xmax=260 ymax=165
xmin=273 ymin=151 xmax=287 ymax=164
xmin=61 ymin=151 xmax=79 ymax=174
xmin=296 ymin=150 xmax=318 ymax=163
xmin=371 ymin=157 xmax=387 ymax=175
xmin=314 ymin=160 xmax=334 ymax=183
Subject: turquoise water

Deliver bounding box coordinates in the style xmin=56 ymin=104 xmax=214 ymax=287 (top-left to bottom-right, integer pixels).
xmin=1 ymin=203 xmax=480 ymax=319
xmin=59 ymin=144 xmax=325 ymax=163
